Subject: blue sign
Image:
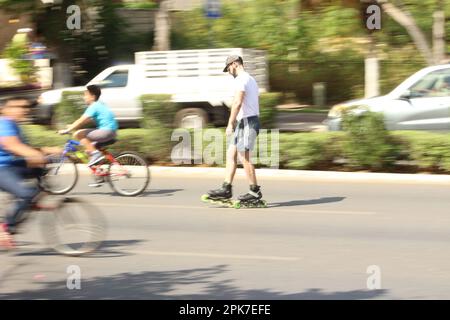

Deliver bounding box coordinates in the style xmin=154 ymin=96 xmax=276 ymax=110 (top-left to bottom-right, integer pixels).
xmin=205 ymin=0 xmax=221 ymax=19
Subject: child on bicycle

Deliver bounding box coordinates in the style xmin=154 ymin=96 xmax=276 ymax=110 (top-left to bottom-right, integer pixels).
xmin=58 ymin=85 xmax=118 ymax=167
xmin=58 ymin=85 xmax=118 ymax=187
xmin=0 ymin=97 xmax=60 ymax=248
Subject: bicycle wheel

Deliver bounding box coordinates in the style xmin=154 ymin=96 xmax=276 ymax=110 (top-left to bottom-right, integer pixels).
xmin=107 ymin=151 xmax=150 ymax=196
xmin=40 ymin=156 xmax=78 ymax=195
xmin=41 ymin=197 xmax=107 ymax=256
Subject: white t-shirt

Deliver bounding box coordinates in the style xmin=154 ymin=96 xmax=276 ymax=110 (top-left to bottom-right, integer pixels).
xmin=235 ymin=71 xmax=259 ymax=121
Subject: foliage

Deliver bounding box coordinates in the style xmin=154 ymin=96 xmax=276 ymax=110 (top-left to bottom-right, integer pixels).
xmin=140 ymin=94 xmax=178 ymax=128
xmin=120 ymin=1 xmax=157 ymax=10
xmin=22 ymin=123 xmax=450 ymax=173
xmin=341 ymin=111 xmax=400 ymax=170
xmin=259 ymin=93 xmax=282 ymax=129
xmin=53 ymin=91 xmax=86 ymax=128
xmin=1 ymin=36 xmax=36 ymax=83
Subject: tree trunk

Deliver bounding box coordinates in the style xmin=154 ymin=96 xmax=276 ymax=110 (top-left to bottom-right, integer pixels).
xmin=365 ymin=33 xmax=380 ymax=98
xmin=153 ymin=0 xmax=170 ymax=51
xmin=376 ymin=0 xmax=434 ymax=65
xmin=433 ymin=0 xmax=446 ymax=64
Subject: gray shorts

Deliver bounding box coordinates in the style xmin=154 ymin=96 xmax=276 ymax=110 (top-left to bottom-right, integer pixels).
xmin=85 ymin=129 xmax=117 ymax=145
xmin=231 ymin=116 xmax=260 ymax=152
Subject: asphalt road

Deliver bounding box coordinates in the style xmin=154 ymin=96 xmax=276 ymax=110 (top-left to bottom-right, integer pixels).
xmin=1 ymin=172 xmax=450 ymax=300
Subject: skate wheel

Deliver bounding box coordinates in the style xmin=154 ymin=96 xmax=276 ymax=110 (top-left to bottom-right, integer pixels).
xmin=233 ymin=201 xmax=241 ymax=209
xmin=201 ymin=194 xmax=210 ymax=202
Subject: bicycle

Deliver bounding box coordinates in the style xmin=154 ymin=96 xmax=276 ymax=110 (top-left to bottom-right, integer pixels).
xmin=1 ymin=169 xmax=107 ymax=256
xmin=41 ymin=138 xmax=151 ymax=197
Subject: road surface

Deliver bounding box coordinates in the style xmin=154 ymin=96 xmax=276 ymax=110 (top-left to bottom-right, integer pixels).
xmin=1 ymin=171 xmax=450 ymax=299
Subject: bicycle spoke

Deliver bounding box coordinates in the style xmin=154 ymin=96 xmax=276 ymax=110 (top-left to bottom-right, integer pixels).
xmin=107 ymin=152 xmax=150 ymax=196
xmin=41 ymin=198 xmax=107 ymax=256
xmin=40 ymin=157 xmax=78 ymax=195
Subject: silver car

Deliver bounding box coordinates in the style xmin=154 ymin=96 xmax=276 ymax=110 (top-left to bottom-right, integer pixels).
xmin=326 ymin=64 xmax=450 ymax=131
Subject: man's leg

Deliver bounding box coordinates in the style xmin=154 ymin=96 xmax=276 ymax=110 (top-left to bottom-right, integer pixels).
xmin=237 ymin=151 xmax=262 ymax=202
xmin=238 ymin=120 xmax=259 ymax=186
xmin=0 ymin=166 xmax=40 ymax=233
xmin=224 ymin=144 xmax=238 ymax=184
xmin=205 ymin=143 xmax=237 ymax=199
xmin=238 ymin=150 xmax=257 ymax=186
xmin=236 ymin=120 xmax=262 ymax=202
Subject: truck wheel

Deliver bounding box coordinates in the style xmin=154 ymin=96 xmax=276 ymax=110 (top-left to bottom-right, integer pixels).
xmin=174 ymin=108 xmax=209 ymax=129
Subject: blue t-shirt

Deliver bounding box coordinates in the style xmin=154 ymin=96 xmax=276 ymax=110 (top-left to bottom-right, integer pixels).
xmin=0 ymin=117 xmax=26 ymax=167
xmin=83 ymin=101 xmax=118 ymax=131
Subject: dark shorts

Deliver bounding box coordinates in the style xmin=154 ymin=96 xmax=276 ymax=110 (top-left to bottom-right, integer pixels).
xmin=85 ymin=129 xmax=117 ymax=145
xmin=231 ymin=116 xmax=260 ymax=152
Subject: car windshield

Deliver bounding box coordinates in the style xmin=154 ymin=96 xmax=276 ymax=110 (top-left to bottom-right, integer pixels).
xmin=409 ymin=68 xmax=450 ymax=98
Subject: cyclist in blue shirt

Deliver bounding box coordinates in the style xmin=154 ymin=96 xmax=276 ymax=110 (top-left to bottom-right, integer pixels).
xmin=58 ymin=85 xmax=118 ymax=169
xmin=0 ymin=98 xmax=59 ymax=248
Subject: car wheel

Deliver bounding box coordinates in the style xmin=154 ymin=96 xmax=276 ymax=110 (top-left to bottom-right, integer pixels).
xmin=174 ymin=108 xmax=209 ymax=129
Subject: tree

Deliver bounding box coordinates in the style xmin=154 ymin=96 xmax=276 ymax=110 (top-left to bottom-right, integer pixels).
xmin=2 ymin=34 xmax=36 ymax=83
xmin=433 ymin=0 xmax=446 ymax=63
xmin=153 ymin=0 xmax=170 ymax=50
xmin=0 ymin=0 xmax=130 ymax=84
xmin=376 ymin=0 xmax=446 ymax=65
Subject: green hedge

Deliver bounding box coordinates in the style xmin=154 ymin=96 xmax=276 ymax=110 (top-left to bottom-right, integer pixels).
xmin=23 ymin=125 xmax=174 ymax=164
xmin=53 ymin=91 xmax=85 ymax=128
xmin=341 ymin=111 xmax=400 ymax=170
xmin=22 ymin=125 xmax=67 ymax=147
xmin=259 ymin=92 xmax=281 ymax=129
xmin=21 ymin=124 xmax=450 ymax=173
xmin=140 ymin=94 xmax=178 ymax=129
xmin=393 ymin=131 xmax=450 ymax=172
xmin=112 ymin=127 xmax=174 ymax=163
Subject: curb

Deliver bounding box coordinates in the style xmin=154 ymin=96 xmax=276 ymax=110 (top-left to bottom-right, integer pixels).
xmin=75 ymin=165 xmax=450 ymax=185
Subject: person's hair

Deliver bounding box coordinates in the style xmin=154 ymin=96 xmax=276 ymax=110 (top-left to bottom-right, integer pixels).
xmin=234 ymin=56 xmax=244 ymax=66
xmin=86 ymin=85 xmax=101 ymax=101
xmin=1 ymin=97 xmax=30 ymax=109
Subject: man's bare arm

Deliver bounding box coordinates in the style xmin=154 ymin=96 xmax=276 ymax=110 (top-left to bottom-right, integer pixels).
xmin=228 ymin=91 xmax=245 ymax=128
xmin=0 ymin=136 xmax=46 ymax=166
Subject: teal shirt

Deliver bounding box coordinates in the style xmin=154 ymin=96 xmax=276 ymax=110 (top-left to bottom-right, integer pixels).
xmin=83 ymin=101 xmax=118 ymax=131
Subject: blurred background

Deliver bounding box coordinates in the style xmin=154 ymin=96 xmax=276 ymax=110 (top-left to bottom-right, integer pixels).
xmin=1 ymin=0 xmax=448 ymax=104
xmin=0 ymin=0 xmax=450 ymax=172
xmin=3 ymin=2 xmax=450 ymax=301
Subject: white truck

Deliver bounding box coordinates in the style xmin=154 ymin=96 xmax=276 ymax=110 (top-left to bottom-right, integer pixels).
xmin=34 ymin=48 xmax=268 ymax=128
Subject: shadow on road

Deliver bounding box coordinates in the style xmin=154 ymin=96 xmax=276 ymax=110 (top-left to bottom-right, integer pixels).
xmin=0 ymin=264 xmax=387 ymax=299
xmin=72 ymin=189 xmax=184 ymax=198
xmin=15 ymin=239 xmax=145 ymax=258
xmin=269 ymin=197 xmax=345 ymax=208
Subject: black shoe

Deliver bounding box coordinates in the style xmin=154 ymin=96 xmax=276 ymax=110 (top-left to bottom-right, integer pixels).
xmin=238 ymin=185 xmax=262 ymax=202
xmin=208 ymin=182 xmax=232 ymax=199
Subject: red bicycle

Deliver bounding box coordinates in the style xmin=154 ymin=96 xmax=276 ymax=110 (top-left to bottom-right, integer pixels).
xmin=41 ymin=138 xmax=150 ymax=196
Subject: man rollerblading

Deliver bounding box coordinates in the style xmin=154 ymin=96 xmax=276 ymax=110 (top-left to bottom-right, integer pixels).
xmin=201 ymin=55 xmax=267 ymax=209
